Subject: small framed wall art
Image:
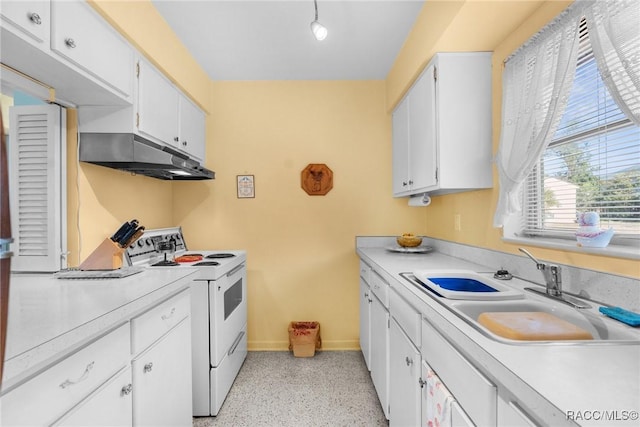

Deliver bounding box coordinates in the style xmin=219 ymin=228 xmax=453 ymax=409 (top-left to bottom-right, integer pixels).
xmin=237 ymin=175 xmax=255 ymax=198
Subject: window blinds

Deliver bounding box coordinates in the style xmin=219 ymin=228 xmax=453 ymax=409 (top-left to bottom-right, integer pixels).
xmin=523 ymin=19 xmax=640 ymax=239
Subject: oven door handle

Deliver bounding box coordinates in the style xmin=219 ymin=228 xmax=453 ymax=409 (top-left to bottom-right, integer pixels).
xmin=228 ymin=331 xmax=245 ymax=356
xmin=226 ymin=263 xmax=245 ymax=278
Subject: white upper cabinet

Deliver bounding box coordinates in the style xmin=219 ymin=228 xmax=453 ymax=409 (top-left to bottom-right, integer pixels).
xmin=137 ymin=59 xmax=180 ymax=149
xmin=179 ymin=95 xmax=206 ymax=162
xmin=0 ymin=0 xmax=50 ymax=44
xmin=137 ymin=58 xmax=206 ymax=162
xmin=50 ymin=0 xmax=134 ymax=99
xmin=0 ymin=0 xmax=133 ymax=106
xmin=392 ymin=52 xmax=492 ymax=197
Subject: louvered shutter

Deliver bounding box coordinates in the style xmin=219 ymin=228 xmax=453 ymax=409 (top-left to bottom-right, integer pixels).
xmin=9 ymin=104 xmax=66 ymax=272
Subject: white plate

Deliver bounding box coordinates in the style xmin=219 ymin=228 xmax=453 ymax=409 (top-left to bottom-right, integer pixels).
xmin=386 ymin=246 xmax=434 ymax=254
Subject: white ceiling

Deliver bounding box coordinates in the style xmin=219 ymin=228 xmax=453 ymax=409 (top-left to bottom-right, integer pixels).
xmin=151 ymin=0 xmax=425 ymax=81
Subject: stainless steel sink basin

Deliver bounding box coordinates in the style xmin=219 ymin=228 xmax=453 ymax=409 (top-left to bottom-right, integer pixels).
xmin=449 ymin=298 xmax=640 ymax=344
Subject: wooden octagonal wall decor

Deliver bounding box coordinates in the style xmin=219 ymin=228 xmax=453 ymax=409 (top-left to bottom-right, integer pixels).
xmin=301 ymin=163 xmax=333 ymax=196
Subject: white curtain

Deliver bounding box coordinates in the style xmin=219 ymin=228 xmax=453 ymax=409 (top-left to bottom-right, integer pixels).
xmin=585 ymin=0 xmax=640 ymax=125
xmin=493 ymin=5 xmax=584 ymax=228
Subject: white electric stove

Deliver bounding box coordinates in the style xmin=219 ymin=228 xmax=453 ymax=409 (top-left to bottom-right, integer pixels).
xmin=126 ymin=227 xmax=247 ymax=416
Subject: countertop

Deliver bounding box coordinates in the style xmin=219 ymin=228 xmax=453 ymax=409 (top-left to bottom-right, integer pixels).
xmin=357 ymin=246 xmax=640 ymax=426
xmin=2 ymin=268 xmax=198 ymax=391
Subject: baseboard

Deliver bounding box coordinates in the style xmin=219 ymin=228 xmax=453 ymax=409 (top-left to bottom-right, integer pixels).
xmin=248 ymin=340 xmax=360 ymax=351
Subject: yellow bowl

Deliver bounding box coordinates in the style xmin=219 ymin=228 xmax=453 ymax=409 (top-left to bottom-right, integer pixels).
xmin=397 ymin=235 xmax=422 ymax=247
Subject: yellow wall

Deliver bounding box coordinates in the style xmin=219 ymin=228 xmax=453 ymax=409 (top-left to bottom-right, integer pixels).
xmin=388 ymin=0 xmax=639 ymax=279
xmin=173 ymin=81 xmax=426 ymax=349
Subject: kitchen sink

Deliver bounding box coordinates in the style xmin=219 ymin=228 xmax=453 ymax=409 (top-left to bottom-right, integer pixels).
xmin=448 ymin=298 xmax=640 ymax=344
xmin=412 ymin=270 xmax=524 ymax=300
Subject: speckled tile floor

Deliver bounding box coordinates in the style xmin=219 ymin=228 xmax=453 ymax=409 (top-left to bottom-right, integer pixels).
xmin=193 ymin=351 xmax=388 ymax=427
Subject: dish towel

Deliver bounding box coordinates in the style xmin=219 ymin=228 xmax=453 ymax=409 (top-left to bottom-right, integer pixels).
xmin=426 ymin=368 xmax=454 ymax=427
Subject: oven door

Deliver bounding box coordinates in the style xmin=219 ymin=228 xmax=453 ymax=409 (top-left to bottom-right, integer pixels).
xmin=210 ymin=262 xmax=247 ymax=366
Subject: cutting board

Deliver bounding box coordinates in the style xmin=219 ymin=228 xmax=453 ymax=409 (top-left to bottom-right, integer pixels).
xmin=478 ymin=312 xmax=594 ymax=341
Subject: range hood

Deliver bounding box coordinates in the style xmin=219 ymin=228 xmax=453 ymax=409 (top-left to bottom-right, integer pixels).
xmin=79 ymin=133 xmax=214 ymax=180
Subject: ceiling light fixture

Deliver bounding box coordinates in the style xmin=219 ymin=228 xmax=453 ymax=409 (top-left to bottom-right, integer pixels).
xmin=310 ymin=0 xmax=327 ymax=41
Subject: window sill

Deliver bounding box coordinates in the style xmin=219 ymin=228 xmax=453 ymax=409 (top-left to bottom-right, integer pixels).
xmin=502 ymin=236 xmax=640 ymax=260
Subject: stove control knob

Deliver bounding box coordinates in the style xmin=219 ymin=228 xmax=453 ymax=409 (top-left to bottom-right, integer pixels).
xmin=137 ymin=240 xmax=145 ymax=247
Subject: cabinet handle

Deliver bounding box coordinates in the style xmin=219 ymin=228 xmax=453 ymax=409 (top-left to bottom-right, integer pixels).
xmin=418 ymin=377 xmax=426 ymax=388
xmin=182 ymin=140 xmax=188 ymax=147
xmin=59 ymin=361 xmax=95 ymax=389
xmin=402 ymin=181 xmax=408 ymax=186
xmin=120 ymin=384 xmax=133 ymax=396
xmin=368 ymin=298 xmax=373 ymax=303
xmin=64 ymin=38 xmax=76 ymax=48
xmin=161 ymin=307 xmax=176 ymax=321
xmin=405 ymin=356 xmax=413 ymax=366
xmin=143 ymin=362 xmax=153 ymax=373
xmin=408 ymin=180 xmax=414 ymax=185
xmin=174 ymin=136 xmax=179 ymax=142
xmin=29 ymin=12 xmax=42 ymax=25
xmin=364 ymin=292 xmax=369 ymax=298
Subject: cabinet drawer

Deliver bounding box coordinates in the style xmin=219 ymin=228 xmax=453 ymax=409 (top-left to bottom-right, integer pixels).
xmin=390 ymin=288 xmax=420 ymax=347
xmin=50 ymin=0 xmax=133 ymax=97
xmin=1 ymin=323 xmax=130 ymax=426
xmin=369 ymin=270 xmax=389 ymax=308
xmin=359 ymin=259 xmax=371 ymax=284
xmin=422 ymin=318 xmax=496 ymax=426
xmin=131 ymin=289 xmax=190 ymax=354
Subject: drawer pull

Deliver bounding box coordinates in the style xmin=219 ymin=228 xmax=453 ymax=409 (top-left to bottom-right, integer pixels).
xmin=29 ymin=13 xmax=42 ymax=25
xmin=418 ymin=377 xmax=427 ymax=388
xmin=405 ymin=356 xmax=413 ymax=366
xmin=59 ymin=361 xmax=95 ymax=389
xmin=64 ymin=38 xmax=76 ymax=49
xmin=161 ymin=307 xmax=176 ymax=321
xmin=143 ymin=362 xmax=153 ymax=373
xmin=120 ymin=384 xmax=133 ymax=396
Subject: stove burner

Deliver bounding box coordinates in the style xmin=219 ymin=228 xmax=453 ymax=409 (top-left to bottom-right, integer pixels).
xmin=206 ymin=253 xmax=236 ymax=259
xmin=193 ymin=261 xmax=220 ymax=267
xmin=152 ymin=260 xmax=179 ymax=267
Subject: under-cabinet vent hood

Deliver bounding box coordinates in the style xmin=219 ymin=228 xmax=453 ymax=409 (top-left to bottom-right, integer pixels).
xmin=79 ymin=133 xmax=214 ymax=180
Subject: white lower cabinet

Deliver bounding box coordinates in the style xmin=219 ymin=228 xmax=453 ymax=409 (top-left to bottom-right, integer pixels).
xmin=54 ymin=367 xmax=133 ymax=427
xmin=0 ymin=289 xmax=193 ymax=427
xmin=422 ymin=318 xmax=497 ymax=426
xmin=1 ymin=323 xmax=130 ymax=426
xmin=370 ymin=293 xmax=389 ymax=419
xmin=389 ymin=319 xmax=421 ymax=427
xmin=131 ymin=291 xmax=193 ymax=427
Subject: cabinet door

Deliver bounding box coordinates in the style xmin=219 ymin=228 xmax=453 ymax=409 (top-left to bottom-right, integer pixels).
xmin=137 ymin=59 xmax=180 ymax=149
xmin=359 ymin=277 xmax=371 ymax=370
xmin=132 ymin=319 xmax=192 ymax=427
xmin=0 ymin=0 xmax=50 ymax=44
xmin=54 ymin=367 xmax=133 ymax=427
xmin=178 ymin=95 xmax=206 ymax=162
xmin=392 ymin=96 xmax=410 ymax=196
xmin=408 ymin=63 xmax=438 ymax=193
xmin=389 ymin=319 xmax=421 ymax=427
xmin=50 ymin=0 xmax=133 ymax=98
xmin=370 ymin=295 xmax=389 ymax=419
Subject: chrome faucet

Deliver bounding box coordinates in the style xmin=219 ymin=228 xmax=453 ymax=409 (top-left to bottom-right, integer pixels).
xmin=518 ymin=248 xmax=591 ymax=309
xmin=519 ymin=248 xmax=562 ymax=296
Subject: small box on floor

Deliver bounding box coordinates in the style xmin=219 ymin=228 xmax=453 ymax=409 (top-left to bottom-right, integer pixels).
xmin=288 ymin=321 xmax=321 ymax=357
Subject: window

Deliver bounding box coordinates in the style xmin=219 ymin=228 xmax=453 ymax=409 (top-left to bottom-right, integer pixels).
xmin=522 ymin=19 xmax=640 ymax=244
